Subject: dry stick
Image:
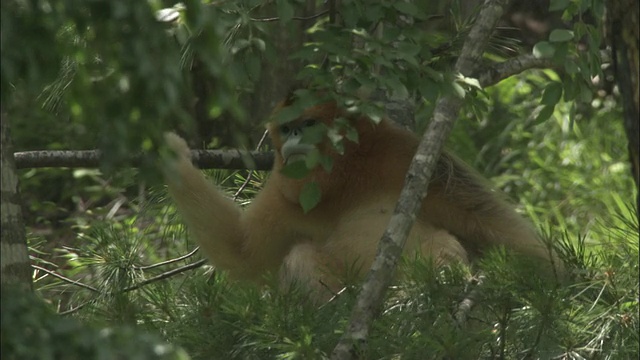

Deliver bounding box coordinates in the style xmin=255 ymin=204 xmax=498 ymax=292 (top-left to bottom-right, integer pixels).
xmin=454 ymin=273 xmax=487 ymax=327
xmin=132 ymin=247 xmax=200 ymax=271
xmin=330 ymin=1 xmax=511 ymax=359
xmin=250 ymin=10 xmax=329 ymax=23
xmin=122 ymin=259 xmax=206 ymax=293
xmin=32 ymin=264 xmax=99 ymax=293
xmin=233 ymin=129 xmax=270 ymax=200
xmin=14 ymin=149 xmax=274 ymax=170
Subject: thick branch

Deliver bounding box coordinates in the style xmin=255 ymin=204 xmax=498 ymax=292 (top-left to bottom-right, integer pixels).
xmin=330 ymin=1 xmax=511 ymax=359
xmin=477 ymin=53 xmax=555 ymax=87
xmin=14 ymin=149 xmax=274 ymax=170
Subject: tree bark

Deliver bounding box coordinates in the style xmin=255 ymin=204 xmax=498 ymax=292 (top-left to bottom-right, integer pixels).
xmin=606 ymin=0 xmax=639 ymax=212
xmin=1 ymin=110 xmax=32 ymax=291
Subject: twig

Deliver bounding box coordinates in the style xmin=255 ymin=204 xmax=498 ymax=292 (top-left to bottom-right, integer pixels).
xmin=477 ymin=53 xmax=555 ymax=87
xmin=454 ymin=273 xmax=486 ymax=327
xmin=32 ymin=264 xmax=99 ymax=293
xmin=132 ymin=247 xmax=200 ymax=271
xmin=250 ymin=10 xmax=329 ymax=23
xmin=14 ymin=149 xmax=274 ymax=170
xmin=58 ymin=300 xmax=92 ymax=316
xmin=122 ymin=259 xmax=206 ymax=293
xmin=233 ymin=129 xmax=270 ymax=200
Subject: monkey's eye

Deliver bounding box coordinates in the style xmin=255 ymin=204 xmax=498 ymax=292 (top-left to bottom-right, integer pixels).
xmin=280 ymin=125 xmax=291 ymax=135
xmin=303 ymin=119 xmax=317 ymax=127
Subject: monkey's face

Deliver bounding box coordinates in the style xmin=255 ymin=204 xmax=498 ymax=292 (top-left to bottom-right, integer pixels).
xmin=268 ymin=100 xmax=381 ymax=206
xmin=268 ymin=101 xmax=342 ymax=168
xmin=274 ymin=118 xmax=321 ymax=165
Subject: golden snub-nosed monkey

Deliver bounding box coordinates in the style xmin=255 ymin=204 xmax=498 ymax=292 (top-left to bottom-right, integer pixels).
xmin=163 ymin=96 xmax=559 ymax=298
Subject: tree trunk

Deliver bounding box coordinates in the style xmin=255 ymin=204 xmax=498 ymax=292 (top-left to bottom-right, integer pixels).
xmin=1 ymin=110 xmax=32 ymax=291
xmin=606 ymin=0 xmax=639 ymax=211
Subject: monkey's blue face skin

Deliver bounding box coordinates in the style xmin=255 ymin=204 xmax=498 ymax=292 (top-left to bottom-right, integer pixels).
xmin=279 ymin=118 xmax=319 ymax=164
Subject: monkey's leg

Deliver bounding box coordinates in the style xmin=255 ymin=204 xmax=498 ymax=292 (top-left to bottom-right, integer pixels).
xmin=280 ymin=243 xmax=346 ymax=302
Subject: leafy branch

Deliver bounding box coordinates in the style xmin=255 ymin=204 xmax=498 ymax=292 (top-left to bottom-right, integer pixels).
xmin=13 ymin=51 xmax=561 ymax=173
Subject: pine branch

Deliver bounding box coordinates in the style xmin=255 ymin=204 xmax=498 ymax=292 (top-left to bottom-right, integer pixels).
xmin=122 ymin=259 xmax=206 ymax=293
xmin=34 ymin=259 xmax=207 ymax=315
xmin=32 ymin=264 xmax=99 ymax=293
xmin=132 ymin=247 xmax=200 ymax=271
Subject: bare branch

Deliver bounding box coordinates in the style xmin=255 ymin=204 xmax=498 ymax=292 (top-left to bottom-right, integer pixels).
xmin=250 ymin=10 xmax=329 ymax=23
xmin=234 ymin=129 xmax=270 ymax=200
xmin=14 ymin=149 xmax=274 ymax=170
xmin=132 ymin=247 xmax=200 ymax=271
xmin=32 ymin=264 xmax=99 ymax=293
xmin=454 ymin=273 xmax=486 ymax=327
xmin=330 ymin=1 xmax=511 ymax=359
xmin=122 ymin=259 xmax=206 ymax=293
xmin=478 ymin=53 xmax=555 ymax=87
xmin=58 ymin=300 xmax=91 ymax=316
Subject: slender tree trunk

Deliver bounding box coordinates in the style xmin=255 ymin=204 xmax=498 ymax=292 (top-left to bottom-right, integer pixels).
xmin=606 ymin=0 xmax=639 ymax=213
xmin=1 ymin=110 xmax=32 ymax=291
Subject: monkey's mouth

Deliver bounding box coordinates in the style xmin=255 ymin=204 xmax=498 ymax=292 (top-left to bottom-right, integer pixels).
xmin=283 ymin=153 xmax=307 ymax=165
xmin=281 ymin=144 xmax=314 ymax=165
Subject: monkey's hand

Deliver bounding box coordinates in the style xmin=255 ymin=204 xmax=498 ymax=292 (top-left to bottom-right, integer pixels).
xmin=164 ymin=132 xmax=192 ymax=161
xmin=162 ymin=132 xmax=195 ymax=183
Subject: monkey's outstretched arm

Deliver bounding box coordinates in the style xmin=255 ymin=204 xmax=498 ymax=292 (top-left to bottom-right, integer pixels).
xmin=163 ymin=133 xmax=248 ymax=276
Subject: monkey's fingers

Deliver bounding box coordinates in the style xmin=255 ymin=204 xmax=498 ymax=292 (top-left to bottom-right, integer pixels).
xmin=164 ymin=132 xmax=192 ymax=161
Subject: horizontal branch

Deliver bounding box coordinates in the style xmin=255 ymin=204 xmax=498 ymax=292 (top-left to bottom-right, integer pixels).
xmin=14 ymin=149 xmax=275 ymax=170
xmin=478 ymin=53 xmax=556 ymax=87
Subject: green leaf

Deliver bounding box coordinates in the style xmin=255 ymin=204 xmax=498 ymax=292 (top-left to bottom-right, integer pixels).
xmin=564 ymin=61 xmax=579 ymax=75
xmin=419 ymin=78 xmax=440 ymax=104
xmin=244 ymin=54 xmax=261 ymax=81
xmin=276 ymin=0 xmax=294 ymax=24
xmin=549 ymin=29 xmax=574 ymax=42
xmin=549 ymin=0 xmax=570 ymax=11
xmin=457 ymin=75 xmax=482 ymax=90
xmin=305 ymin=148 xmax=321 ymax=169
xmin=299 ymin=182 xmax=321 ymax=213
xmin=251 ymin=38 xmax=266 ymax=52
xmin=533 ymin=41 xmax=555 ymax=58
xmin=579 ymin=85 xmax=593 ymax=103
xmin=393 ymin=2 xmax=427 ymax=20
xmin=319 ymin=154 xmax=334 ymax=172
xmin=535 ymin=105 xmax=555 ymax=123
xmin=301 ymin=123 xmax=327 ymax=145
xmin=451 ymin=82 xmax=466 ymax=99
xmin=280 ymin=161 xmax=310 ymax=179
xmin=541 ymin=81 xmax=563 ymax=106
xmin=345 ymin=126 xmax=359 ymax=143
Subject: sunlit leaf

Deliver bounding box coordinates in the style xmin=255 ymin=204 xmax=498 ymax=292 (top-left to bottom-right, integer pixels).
xmin=533 ymin=41 xmax=555 ymax=58
xmin=549 ymin=29 xmax=574 ymax=43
